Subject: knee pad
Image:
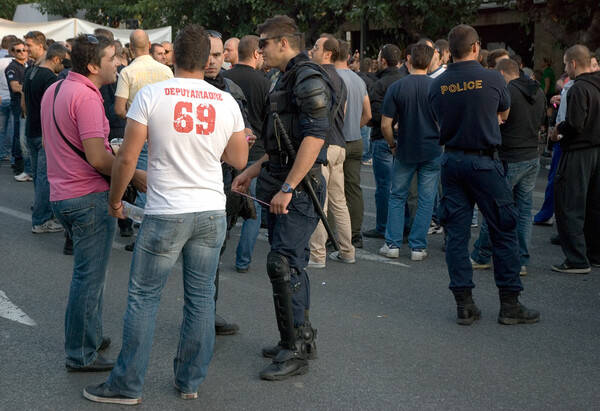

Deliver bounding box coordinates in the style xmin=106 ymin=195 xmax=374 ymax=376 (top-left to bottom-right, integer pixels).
xmin=267 ymin=252 xmax=291 ymax=283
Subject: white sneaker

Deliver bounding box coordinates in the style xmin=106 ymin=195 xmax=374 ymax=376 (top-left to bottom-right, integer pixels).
xmin=14 ymin=172 xmax=33 ymax=182
xmin=379 ymin=243 xmax=400 ymax=258
xmin=411 ymin=249 xmax=428 ymax=261
xmin=329 ymin=251 xmax=355 ymax=264
xmin=32 ymin=219 xmax=63 ymax=234
xmin=307 ymin=259 xmax=326 ymax=269
xmin=519 ymin=266 xmax=528 ymax=276
xmin=428 ymin=224 xmax=443 ymax=235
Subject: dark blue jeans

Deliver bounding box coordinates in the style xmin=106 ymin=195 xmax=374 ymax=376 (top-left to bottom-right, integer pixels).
xmin=267 ymin=176 xmax=325 ymax=327
xmin=52 ymin=191 xmax=117 ymax=367
xmin=27 ymin=137 xmax=53 ymax=226
xmin=438 ymin=152 xmax=522 ymax=292
xmin=371 ymin=139 xmax=393 ymax=234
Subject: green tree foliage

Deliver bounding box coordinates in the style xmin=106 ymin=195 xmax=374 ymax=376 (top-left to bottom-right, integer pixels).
xmin=0 ymin=0 xmax=24 ymax=21
xmin=508 ymin=0 xmax=600 ymax=50
xmin=35 ymin=0 xmax=483 ymax=45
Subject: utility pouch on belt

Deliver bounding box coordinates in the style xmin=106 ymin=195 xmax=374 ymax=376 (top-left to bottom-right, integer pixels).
xmin=256 ymin=166 xmax=285 ymax=205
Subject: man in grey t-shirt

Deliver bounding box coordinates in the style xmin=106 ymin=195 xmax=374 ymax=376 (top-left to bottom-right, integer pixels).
xmin=335 ymin=40 xmax=372 ymax=248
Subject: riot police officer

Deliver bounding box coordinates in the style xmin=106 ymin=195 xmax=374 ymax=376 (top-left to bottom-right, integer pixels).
xmin=232 ymin=15 xmax=332 ymax=380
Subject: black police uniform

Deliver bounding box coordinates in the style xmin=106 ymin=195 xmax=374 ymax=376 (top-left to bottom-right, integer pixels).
xmin=256 ymin=51 xmax=332 ymax=379
xmin=430 ymin=60 xmax=539 ymax=325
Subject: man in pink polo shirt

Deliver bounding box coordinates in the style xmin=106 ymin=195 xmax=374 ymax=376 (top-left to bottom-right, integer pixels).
xmin=40 ymin=33 xmax=146 ymax=372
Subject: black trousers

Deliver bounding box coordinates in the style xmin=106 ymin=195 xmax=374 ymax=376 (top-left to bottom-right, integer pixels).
xmin=554 ymin=146 xmax=600 ymax=267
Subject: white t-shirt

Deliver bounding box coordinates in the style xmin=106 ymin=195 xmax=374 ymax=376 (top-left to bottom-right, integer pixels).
xmin=127 ymin=77 xmax=245 ymax=215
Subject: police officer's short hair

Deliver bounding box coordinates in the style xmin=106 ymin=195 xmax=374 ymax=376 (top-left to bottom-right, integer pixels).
xmin=320 ymin=35 xmax=339 ymax=62
xmin=564 ymin=45 xmax=591 ymax=68
xmin=336 ymin=39 xmax=350 ymax=63
xmin=495 ymin=58 xmax=519 ymax=77
xmin=257 ymin=15 xmax=304 ymax=51
xmin=238 ymin=35 xmax=259 ymax=61
xmin=448 ymin=24 xmax=479 ymax=60
xmin=173 ymin=25 xmax=211 ymax=72
xmin=45 ymin=43 xmax=69 ymax=61
xmin=380 ymin=44 xmax=401 ymax=67
xmin=411 ymin=43 xmax=434 ymax=70
xmin=71 ymin=34 xmax=113 ymax=76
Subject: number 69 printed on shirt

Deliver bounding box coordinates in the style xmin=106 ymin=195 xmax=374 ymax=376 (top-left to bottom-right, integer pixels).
xmin=173 ymin=101 xmax=216 ymax=135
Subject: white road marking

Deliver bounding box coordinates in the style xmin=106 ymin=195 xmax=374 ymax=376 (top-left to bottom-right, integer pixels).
xmin=0 ymin=290 xmax=36 ymax=326
xmin=0 ymin=205 xmax=31 ymax=221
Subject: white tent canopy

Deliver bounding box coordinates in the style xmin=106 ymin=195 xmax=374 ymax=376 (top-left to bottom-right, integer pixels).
xmin=0 ymin=17 xmax=171 ymax=45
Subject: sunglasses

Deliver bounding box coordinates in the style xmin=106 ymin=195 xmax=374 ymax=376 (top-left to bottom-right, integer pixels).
xmin=14 ymin=48 xmax=27 ymax=53
xmin=258 ymin=33 xmax=302 ymax=50
xmin=85 ymin=34 xmax=99 ymax=44
xmin=206 ymin=30 xmax=222 ymax=39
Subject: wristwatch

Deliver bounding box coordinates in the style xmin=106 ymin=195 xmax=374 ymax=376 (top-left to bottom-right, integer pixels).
xmin=281 ymin=183 xmax=293 ymax=193
xmin=389 ymin=141 xmax=397 ymax=149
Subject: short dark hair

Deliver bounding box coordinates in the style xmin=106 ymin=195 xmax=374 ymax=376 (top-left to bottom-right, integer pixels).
xmin=257 ymin=15 xmax=304 ymax=51
xmin=2 ymin=35 xmax=18 ymax=50
xmin=479 ymin=49 xmax=489 ymax=67
xmin=173 ymin=25 xmax=210 ymax=72
xmin=24 ymin=30 xmax=47 ymax=50
xmin=71 ymin=33 xmax=113 ymax=76
xmin=411 ymin=43 xmax=434 ymax=70
xmin=45 ymin=43 xmax=69 ymax=61
xmin=405 ymin=43 xmax=415 ymax=58
xmin=320 ymin=35 xmax=339 ymax=62
xmin=360 ymin=57 xmax=371 ymax=72
xmin=93 ymin=28 xmax=114 ymax=41
xmin=564 ymin=44 xmax=591 ymax=68
xmin=10 ymin=39 xmax=25 ymax=52
xmin=238 ymin=35 xmax=259 ymax=61
xmin=487 ymin=48 xmax=509 ymax=68
xmin=434 ymin=39 xmax=449 ymax=53
xmin=495 ymin=58 xmax=519 ymax=77
xmin=510 ymin=54 xmax=522 ymax=66
xmin=417 ymin=37 xmax=434 ymax=47
xmin=448 ymin=24 xmax=479 ymax=59
xmin=336 ymin=39 xmax=349 ymax=63
xmin=150 ymin=43 xmax=163 ymax=54
xmin=380 ymin=44 xmax=401 ymax=67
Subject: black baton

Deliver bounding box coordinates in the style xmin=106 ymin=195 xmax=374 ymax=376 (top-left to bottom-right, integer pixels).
xmin=272 ymin=113 xmax=340 ymax=252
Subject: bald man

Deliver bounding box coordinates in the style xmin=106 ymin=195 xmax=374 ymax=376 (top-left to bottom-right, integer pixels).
xmin=224 ymin=37 xmax=239 ymax=67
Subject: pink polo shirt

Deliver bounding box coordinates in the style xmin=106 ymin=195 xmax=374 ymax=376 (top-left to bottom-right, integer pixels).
xmin=41 ymin=71 xmax=111 ymax=201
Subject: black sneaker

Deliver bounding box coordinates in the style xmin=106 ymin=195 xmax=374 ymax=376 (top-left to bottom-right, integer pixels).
xmin=63 ymin=236 xmax=73 ymax=255
xmin=215 ymin=314 xmax=239 ymax=335
xmin=124 ymin=242 xmax=135 ymax=252
xmin=498 ymin=303 xmax=540 ymax=325
xmin=66 ymin=355 xmax=115 ymax=372
xmin=550 ymin=235 xmax=561 ymax=245
xmin=83 ymin=383 xmax=141 ymax=405
xmin=363 ymin=229 xmax=385 ymax=239
xmin=259 ymin=348 xmax=308 ymax=381
xmin=351 ymin=234 xmax=363 ymax=249
xmin=120 ymin=227 xmax=133 ymax=237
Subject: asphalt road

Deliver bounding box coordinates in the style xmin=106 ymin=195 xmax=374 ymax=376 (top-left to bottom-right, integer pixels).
xmin=1 ymin=154 xmax=599 ymax=410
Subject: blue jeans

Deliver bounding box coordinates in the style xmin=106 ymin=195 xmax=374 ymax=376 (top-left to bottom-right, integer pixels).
xmin=51 ymin=191 xmax=117 ymax=367
xmin=471 ymin=158 xmax=540 ymax=266
xmin=106 ymin=211 xmax=226 ymax=398
xmin=371 ymin=139 xmax=393 ymax=233
xmin=535 ymin=143 xmax=562 ymax=222
xmin=438 ymin=152 xmax=522 ymax=292
xmin=135 ymin=142 xmax=148 ymax=208
xmin=235 ymin=171 xmax=261 ymax=270
xmin=0 ymin=100 xmax=12 ymax=158
xmin=361 ymin=126 xmax=371 ymax=162
xmin=27 ymin=137 xmax=53 ymax=226
xmin=385 ymin=157 xmax=440 ymax=249
xmin=10 ymin=102 xmax=31 ymax=174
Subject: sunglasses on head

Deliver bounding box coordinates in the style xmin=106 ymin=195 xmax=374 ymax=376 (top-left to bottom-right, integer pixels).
xmin=206 ymin=30 xmax=222 ymax=39
xmin=85 ymin=34 xmax=99 ymax=44
xmin=258 ymin=33 xmax=302 ymax=50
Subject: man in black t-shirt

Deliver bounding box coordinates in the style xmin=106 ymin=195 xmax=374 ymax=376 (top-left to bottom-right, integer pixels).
xmin=5 ymin=39 xmax=32 ymax=177
xmin=22 ymin=43 xmax=69 ymax=233
xmin=430 ymin=25 xmax=539 ymax=326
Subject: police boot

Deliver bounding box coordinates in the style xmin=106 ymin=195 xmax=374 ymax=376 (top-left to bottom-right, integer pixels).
xmin=498 ymin=290 xmax=540 ymax=325
xmin=262 ymin=323 xmax=318 ymax=360
xmin=453 ymin=289 xmax=481 ymax=325
xmin=259 ymin=339 xmax=308 ymax=381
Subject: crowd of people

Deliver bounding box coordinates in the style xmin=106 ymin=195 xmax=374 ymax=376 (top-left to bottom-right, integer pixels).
xmin=1 ymin=16 xmax=600 ymax=405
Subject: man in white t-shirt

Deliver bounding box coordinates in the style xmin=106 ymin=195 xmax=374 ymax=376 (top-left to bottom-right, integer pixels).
xmin=84 ymin=25 xmax=248 ymax=405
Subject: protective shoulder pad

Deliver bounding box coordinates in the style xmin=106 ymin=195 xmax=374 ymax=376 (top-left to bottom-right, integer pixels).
xmin=293 ymin=66 xmax=330 ymax=119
